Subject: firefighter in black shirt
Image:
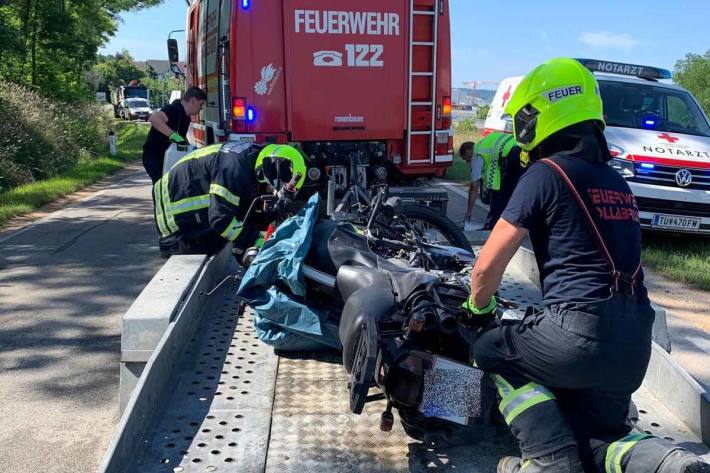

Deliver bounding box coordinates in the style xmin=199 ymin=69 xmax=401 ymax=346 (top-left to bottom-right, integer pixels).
xmin=142 ymin=87 xmax=206 ymax=183
xmin=462 ymin=58 xmax=709 ymax=473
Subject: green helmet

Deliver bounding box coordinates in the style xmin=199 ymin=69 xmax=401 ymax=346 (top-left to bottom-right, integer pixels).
xmin=255 ymin=144 xmax=307 ymax=191
xmin=504 ymin=57 xmax=605 ymax=151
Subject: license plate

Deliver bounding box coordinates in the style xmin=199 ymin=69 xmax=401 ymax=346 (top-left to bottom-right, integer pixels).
xmin=420 ymin=356 xmax=484 ymax=424
xmin=651 ymin=214 xmax=701 ymax=230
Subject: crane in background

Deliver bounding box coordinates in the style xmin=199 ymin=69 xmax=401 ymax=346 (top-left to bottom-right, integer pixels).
xmin=462 ymin=80 xmax=497 ymax=106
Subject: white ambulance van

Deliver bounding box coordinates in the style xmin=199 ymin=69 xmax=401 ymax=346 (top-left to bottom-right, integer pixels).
xmin=484 ymin=59 xmax=710 ymax=235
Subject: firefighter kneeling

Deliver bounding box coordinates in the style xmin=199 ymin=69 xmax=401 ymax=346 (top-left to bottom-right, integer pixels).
xmin=153 ymin=142 xmax=306 ymax=259
xmin=463 ymin=58 xmax=709 ymax=473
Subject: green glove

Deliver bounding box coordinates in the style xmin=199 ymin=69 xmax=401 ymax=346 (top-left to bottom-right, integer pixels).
xmin=169 ymin=132 xmax=186 ymax=144
xmin=461 ymin=295 xmax=497 ymax=317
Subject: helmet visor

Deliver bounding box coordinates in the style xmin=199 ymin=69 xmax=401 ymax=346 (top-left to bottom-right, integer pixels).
xmin=513 ymin=104 xmax=540 ymax=146
xmin=261 ymin=157 xmax=294 ymax=190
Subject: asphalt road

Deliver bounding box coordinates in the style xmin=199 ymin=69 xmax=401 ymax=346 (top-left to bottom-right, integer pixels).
xmin=0 ymin=168 xmax=162 ymax=473
xmin=437 ymin=178 xmax=710 ymax=391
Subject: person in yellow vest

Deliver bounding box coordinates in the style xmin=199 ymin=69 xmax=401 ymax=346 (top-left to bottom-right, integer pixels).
xmin=460 ymin=141 xmax=484 ymax=227
xmin=474 ymin=131 xmax=524 ymax=229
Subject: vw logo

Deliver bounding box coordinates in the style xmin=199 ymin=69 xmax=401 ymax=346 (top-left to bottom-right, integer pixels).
xmin=675 ymin=169 xmax=693 ymax=187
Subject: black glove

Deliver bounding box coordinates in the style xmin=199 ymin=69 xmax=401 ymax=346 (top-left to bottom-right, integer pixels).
xmin=272 ymin=196 xmax=293 ymax=223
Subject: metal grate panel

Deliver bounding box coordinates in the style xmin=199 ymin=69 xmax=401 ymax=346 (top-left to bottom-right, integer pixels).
xmin=125 ymin=283 xmax=277 ymax=473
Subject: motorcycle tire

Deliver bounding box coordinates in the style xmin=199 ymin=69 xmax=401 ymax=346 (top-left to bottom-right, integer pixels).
xmin=400 ymin=205 xmax=473 ymax=253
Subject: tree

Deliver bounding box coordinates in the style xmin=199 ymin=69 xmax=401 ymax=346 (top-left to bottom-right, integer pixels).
xmin=0 ymin=0 xmax=163 ymax=101
xmin=93 ymin=50 xmax=146 ymax=92
xmin=476 ymin=105 xmax=491 ymax=119
xmin=674 ymin=50 xmax=710 ymax=115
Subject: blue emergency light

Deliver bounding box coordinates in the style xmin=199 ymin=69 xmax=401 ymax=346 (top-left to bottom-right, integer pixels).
xmin=241 ymin=0 xmax=250 ymax=9
xmin=642 ymin=115 xmax=658 ymax=129
xmin=246 ymin=106 xmax=256 ymax=122
xmin=640 ymin=163 xmax=655 ymax=170
xmin=575 ymin=58 xmax=671 ymax=81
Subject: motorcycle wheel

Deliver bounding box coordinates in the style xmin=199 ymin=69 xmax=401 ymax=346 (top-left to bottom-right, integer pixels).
xmin=400 ymin=205 xmax=473 ymax=253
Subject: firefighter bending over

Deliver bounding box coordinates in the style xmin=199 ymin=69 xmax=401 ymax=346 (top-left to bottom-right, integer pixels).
xmin=153 ymin=142 xmax=307 ymax=258
xmin=142 ymin=87 xmax=206 ymax=183
xmin=462 ymin=58 xmax=709 ymax=473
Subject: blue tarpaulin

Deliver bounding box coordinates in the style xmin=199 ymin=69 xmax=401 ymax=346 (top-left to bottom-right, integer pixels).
xmin=236 ymin=194 xmax=341 ymax=351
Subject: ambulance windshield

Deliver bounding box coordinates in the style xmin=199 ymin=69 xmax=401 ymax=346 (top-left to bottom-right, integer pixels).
xmin=599 ymin=81 xmax=710 ymax=138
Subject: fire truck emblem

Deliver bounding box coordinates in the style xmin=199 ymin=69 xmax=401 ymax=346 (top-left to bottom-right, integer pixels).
xmin=254 ymin=64 xmax=278 ymax=95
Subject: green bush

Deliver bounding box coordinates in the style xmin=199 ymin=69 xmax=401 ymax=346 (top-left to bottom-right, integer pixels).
xmin=454 ymin=118 xmax=478 ymax=134
xmin=0 ymin=124 xmax=148 ymax=226
xmin=0 ymin=82 xmax=111 ymax=192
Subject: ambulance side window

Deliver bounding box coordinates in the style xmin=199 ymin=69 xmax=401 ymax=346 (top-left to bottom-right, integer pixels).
xmin=667 ymin=95 xmax=693 ymax=129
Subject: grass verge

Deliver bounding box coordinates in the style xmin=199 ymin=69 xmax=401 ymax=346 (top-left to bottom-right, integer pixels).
xmin=642 ymin=232 xmax=710 ymax=291
xmin=0 ymin=123 xmax=148 ymax=227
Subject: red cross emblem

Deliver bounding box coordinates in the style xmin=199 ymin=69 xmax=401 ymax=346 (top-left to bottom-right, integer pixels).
xmin=658 ymin=133 xmax=679 ymax=143
xmin=501 ymin=85 xmax=512 ymax=108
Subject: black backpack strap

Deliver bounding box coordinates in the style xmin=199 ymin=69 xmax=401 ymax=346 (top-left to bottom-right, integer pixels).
xmin=539 ymin=158 xmax=641 ymax=295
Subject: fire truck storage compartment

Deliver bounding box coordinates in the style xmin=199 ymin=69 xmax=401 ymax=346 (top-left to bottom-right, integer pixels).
xmin=388 ymin=186 xmax=449 ymax=214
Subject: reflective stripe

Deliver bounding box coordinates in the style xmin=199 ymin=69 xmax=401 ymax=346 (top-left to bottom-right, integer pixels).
xmin=605 ymin=434 xmax=652 ymax=473
xmin=498 ymin=382 xmax=556 ymax=425
xmin=153 ymin=180 xmax=170 ymax=237
xmin=161 ymin=172 xmax=179 ymax=233
xmin=209 ymin=183 xmax=240 ymax=207
xmin=220 ymin=217 xmax=243 ymax=241
xmin=490 ymin=373 xmax=514 ymax=397
xmin=169 ymin=194 xmax=210 ymax=215
xmin=174 ymin=143 xmax=222 ymax=168
xmin=488 ymin=133 xmax=508 ymax=188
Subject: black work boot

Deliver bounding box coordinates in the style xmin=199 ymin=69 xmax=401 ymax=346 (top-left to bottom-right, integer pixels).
xmin=656 ymin=450 xmax=710 ymax=473
xmin=498 ymin=446 xmax=584 ymax=472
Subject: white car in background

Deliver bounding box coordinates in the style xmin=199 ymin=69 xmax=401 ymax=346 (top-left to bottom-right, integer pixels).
xmin=484 ymin=59 xmax=710 ymax=235
xmin=121 ymin=98 xmax=152 ymax=121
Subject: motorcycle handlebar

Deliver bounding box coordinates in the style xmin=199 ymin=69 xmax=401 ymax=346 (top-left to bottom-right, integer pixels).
xmin=365 ymin=189 xmax=422 ymax=254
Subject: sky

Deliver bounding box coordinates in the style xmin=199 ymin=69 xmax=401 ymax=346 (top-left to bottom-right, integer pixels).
xmin=101 ymin=0 xmax=710 ymax=89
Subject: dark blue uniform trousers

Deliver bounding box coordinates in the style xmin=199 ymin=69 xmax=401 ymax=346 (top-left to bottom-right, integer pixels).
xmin=472 ymin=294 xmax=655 ymax=471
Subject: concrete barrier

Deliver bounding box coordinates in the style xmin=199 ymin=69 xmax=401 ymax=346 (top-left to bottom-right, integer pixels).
xmin=645 ymin=342 xmax=710 ymax=445
xmin=119 ymin=254 xmax=206 ymax=412
xmin=118 ymin=248 xmax=233 ymax=413
xmin=101 ymin=246 xmax=236 ymax=472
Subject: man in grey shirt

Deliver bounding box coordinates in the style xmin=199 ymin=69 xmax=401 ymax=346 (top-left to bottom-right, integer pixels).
xmin=460 ymin=141 xmax=483 ymax=224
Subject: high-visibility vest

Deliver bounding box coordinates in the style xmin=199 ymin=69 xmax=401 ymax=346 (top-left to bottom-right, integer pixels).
xmin=475 ymin=132 xmax=516 ymax=191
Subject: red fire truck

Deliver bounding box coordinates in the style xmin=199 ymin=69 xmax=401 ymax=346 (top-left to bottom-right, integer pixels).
xmin=180 ymin=0 xmax=453 ymax=181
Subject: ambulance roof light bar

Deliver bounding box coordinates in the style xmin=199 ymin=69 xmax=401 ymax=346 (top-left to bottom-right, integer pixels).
xmin=575 ymin=58 xmax=672 ymax=81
